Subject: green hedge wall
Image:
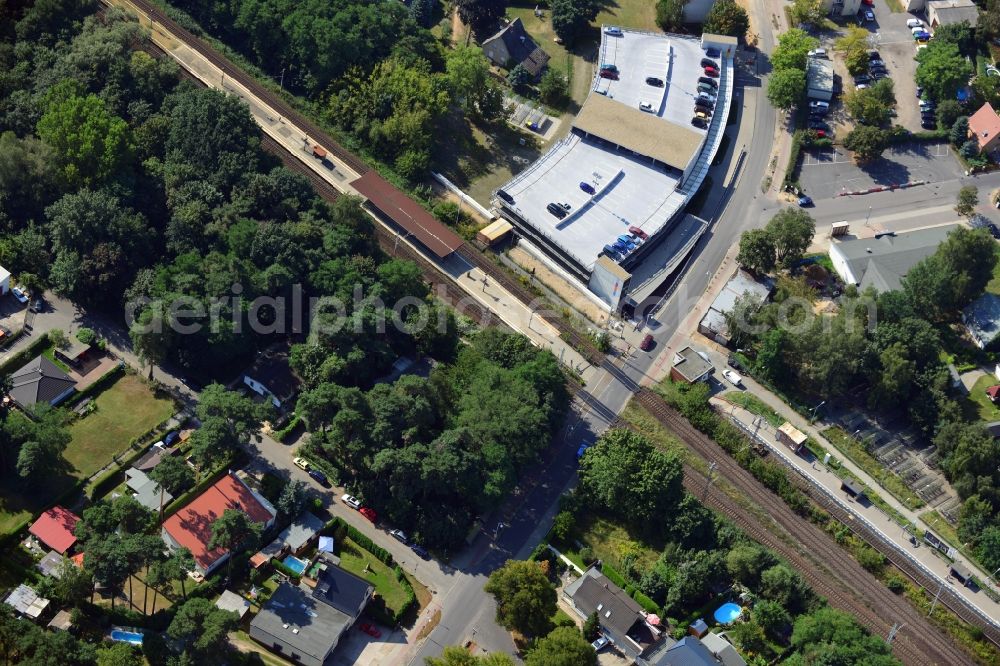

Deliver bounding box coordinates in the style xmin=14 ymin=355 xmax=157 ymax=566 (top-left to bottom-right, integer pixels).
xmin=0 ymin=332 xmax=50 ymax=375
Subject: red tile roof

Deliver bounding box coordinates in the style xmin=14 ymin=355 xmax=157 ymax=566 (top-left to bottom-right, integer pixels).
xmin=987 ymin=385 xmax=1000 ymax=400
xmin=969 ymin=103 xmax=1000 ymax=150
xmin=29 ymin=506 xmax=80 ymax=554
xmin=163 ymin=473 xmax=274 ymax=571
xmin=351 ymin=171 xmax=464 ymax=258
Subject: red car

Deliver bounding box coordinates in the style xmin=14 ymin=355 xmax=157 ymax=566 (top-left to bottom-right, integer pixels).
xmin=639 ymin=334 xmax=654 ymax=352
xmin=814 ymin=129 xmax=826 ymax=138
xmin=358 ymin=622 xmax=382 ymax=638
xmin=599 ymin=70 xmax=618 ymax=80
xmin=703 ymin=66 xmax=719 ymax=77
xmin=862 ymin=0 xmax=873 ymax=4
xmin=628 ymin=225 xmax=648 ymax=240
xmin=359 ymin=507 xmax=377 ymax=523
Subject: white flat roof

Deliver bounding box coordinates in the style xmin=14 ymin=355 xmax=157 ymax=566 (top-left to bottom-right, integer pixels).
xmin=590 ymin=30 xmax=713 ymax=154
xmin=500 ymin=133 xmax=684 ymax=271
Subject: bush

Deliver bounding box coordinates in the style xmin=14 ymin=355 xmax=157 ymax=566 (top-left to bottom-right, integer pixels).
xmin=886 ymin=574 xmax=906 ymax=593
xmin=550 ymin=511 xmax=575 ymax=544
xmin=273 ymin=414 xmax=302 ymax=443
xmin=579 ymin=546 xmax=595 ymax=565
xmin=856 ymin=545 xmax=886 ymax=574
xmin=75 ymin=328 xmax=97 ymax=345
xmin=601 ymin=563 xmax=628 ymax=589
xmin=633 ymin=589 xmax=661 ymax=614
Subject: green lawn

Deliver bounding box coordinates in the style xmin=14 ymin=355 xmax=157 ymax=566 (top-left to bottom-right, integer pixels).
xmin=987 ymin=246 xmax=1000 ymax=295
xmin=65 ymin=374 xmax=176 ymax=478
xmin=722 ymin=391 xmax=785 ymax=427
xmin=572 ymin=514 xmax=661 ymax=573
xmin=337 ymin=538 xmax=411 ymax=615
xmin=962 ymin=374 xmax=1000 ymax=423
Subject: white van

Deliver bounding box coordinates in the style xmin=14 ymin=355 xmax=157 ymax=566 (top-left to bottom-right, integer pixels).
xmin=809 ymin=100 xmax=830 ymax=111
xmin=907 ymin=18 xmax=924 ymax=28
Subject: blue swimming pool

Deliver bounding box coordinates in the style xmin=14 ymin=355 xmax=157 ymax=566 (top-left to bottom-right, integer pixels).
xmin=109 ymin=628 xmax=143 ymax=645
xmin=714 ymin=602 xmax=743 ymax=624
xmin=283 ymin=554 xmax=308 ymax=575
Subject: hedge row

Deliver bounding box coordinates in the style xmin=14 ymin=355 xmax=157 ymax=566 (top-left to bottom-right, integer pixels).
xmin=0 ymin=332 xmax=50 ymax=375
xmin=270 ymin=557 xmax=303 ymax=582
xmin=0 ymin=327 xmax=25 ymax=352
xmin=71 ymin=362 xmax=125 ymax=405
xmin=601 ymin=562 xmax=661 ymax=614
xmin=783 ymin=131 xmax=804 ymax=190
xmin=161 ymin=460 xmax=232 ymax=518
xmin=274 ymin=414 xmax=302 ymax=443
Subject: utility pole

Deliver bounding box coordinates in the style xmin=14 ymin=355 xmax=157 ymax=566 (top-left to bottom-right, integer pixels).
xmin=279 ymin=67 xmax=286 ymax=90
xmin=703 ymin=462 xmax=717 ymax=500
xmin=928 ymin=581 xmax=944 ymax=617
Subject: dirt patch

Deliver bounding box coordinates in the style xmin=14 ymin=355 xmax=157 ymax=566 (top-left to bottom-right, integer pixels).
xmin=415 ymin=608 xmax=441 ymax=642
xmin=508 ymin=244 xmax=609 ymax=326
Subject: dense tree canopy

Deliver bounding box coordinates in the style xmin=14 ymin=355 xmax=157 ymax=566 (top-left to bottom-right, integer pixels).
xmin=916 ymin=40 xmax=973 ymax=102
xmin=767 ymin=69 xmax=807 ymax=110
xmin=484 ymin=559 xmax=557 ymax=637
xmin=703 ymin=0 xmax=749 ymax=38
xmin=525 ymin=626 xmax=597 ymax=666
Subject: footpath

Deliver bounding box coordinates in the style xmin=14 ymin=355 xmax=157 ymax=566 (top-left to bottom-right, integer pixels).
xmin=108 ymin=0 xmax=598 ymax=385
xmin=711 ymin=396 xmax=1000 ymax=628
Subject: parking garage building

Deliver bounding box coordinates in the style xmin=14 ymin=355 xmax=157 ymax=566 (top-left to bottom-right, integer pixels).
xmin=493 ymin=30 xmax=735 ymax=310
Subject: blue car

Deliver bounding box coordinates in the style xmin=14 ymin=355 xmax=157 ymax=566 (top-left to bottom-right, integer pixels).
xmin=411 ymin=544 xmax=430 ymax=559
xmin=308 ymin=469 xmax=328 ymax=486
xmin=705 ymin=47 xmax=721 ymax=58
xmin=577 ymin=444 xmax=590 ymax=459
xmin=580 ymin=182 xmax=596 ymax=195
xmin=798 ymin=195 xmax=813 ymax=207
xmin=603 ymin=244 xmax=621 ymax=259
xmin=163 ymin=431 xmax=179 ymax=446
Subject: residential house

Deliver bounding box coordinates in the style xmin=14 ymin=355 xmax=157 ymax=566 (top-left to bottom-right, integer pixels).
xmin=0 ymin=265 xmax=9 ymax=295
xmin=698 ymin=269 xmax=772 ymax=346
xmin=987 ymin=385 xmax=1000 ymax=404
xmin=125 ymin=467 xmax=173 ymax=513
xmin=47 ymin=610 xmax=73 ymax=633
xmin=927 ymin=0 xmax=979 ymax=28
xmin=828 ymin=225 xmax=960 ymax=293
xmin=36 ymin=551 xmax=68 ymax=578
xmin=964 ymin=292 xmax=1000 ymax=349
xmin=670 ymin=347 xmax=714 ymax=384
xmin=249 ymin=564 xmax=373 ymax=666
xmin=481 ymin=18 xmax=550 ymax=77
xmin=639 ymin=635 xmax=739 ymax=666
xmin=29 ymin=506 xmax=80 ymax=555
xmin=279 ymin=511 xmax=325 ymax=555
xmin=162 ymin=472 xmax=277 ymax=575
xmin=4 ymin=584 xmax=49 ymax=620
xmin=821 ymin=0 xmax=863 ymax=17
xmin=564 ymin=567 xmax=663 ymax=659
xmin=968 ymin=103 xmax=1000 ymax=155
xmin=242 ymin=344 xmax=300 ymax=410
xmin=9 ymin=356 xmax=76 ymax=410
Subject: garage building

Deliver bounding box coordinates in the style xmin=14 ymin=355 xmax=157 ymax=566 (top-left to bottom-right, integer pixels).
xmin=806 ymin=57 xmax=834 ymax=102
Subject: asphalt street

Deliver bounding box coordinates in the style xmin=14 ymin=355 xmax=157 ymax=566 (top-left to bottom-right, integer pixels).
xmin=411 ymin=5 xmax=781 ymax=662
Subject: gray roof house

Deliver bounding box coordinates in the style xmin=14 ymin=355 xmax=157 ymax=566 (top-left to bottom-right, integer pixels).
xmin=963 ymin=292 xmax=1000 ymax=349
xmin=278 ymin=511 xmax=325 ymax=554
xmin=698 ymin=269 xmax=773 ymax=346
xmin=249 ymin=564 xmax=373 ymax=666
xmin=9 ymin=356 xmax=76 ymax=410
xmin=242 ymin=344 xmax=300 ymax=410
xmin=125 ymin=467 xmax=173 ymax=512
xmin=928 ymin=0 xmax=979 ymax=27
xmin=670 ymin=347 xmax=714 ymax=384
xmin=481 ymin=18 xmax=550 ymax=77
xmin=828 ymin=225 xmax=960 ymax=293
xmin=641 ymin=636 xmax=724 ymax=666
xmin=564 ymin=567 xmax=663 ymax=659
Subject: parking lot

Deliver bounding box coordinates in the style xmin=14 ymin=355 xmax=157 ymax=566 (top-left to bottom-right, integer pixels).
xmin=815 ymin=1 xmax=929 ymax=133
xmin=799 ymin=141 xmax=961 ymax=199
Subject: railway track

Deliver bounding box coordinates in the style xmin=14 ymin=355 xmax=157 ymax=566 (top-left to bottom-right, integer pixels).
xmin=114 ymin=3 xmax=994 ymax=658
xmin=258 ymin=135 xmax=496 ymax=328
xmin=634 ymin=390 xmax=979 ymax=666
xmin=124 ymin=0 xmax=369 ymax=177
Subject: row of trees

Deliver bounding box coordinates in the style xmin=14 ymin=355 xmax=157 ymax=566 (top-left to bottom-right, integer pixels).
xmin=1 ymin=8 xmax=461 ymax=383
xmin=767 ymin=29 xmax=818 ymax=111
xmin=298 ymin=328 xmax=568 ymax=552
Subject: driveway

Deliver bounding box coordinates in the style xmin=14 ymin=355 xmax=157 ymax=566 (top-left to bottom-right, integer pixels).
xmin=865 ymin=0 xmax=925 ymax=131
xmin=799 ymin=141 xmax=960 ymax=199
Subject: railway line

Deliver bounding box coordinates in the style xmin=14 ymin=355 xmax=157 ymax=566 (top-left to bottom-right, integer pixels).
xmin=634 ymin=390 xmax=980 ymax=666
xmin=109 ymin=3 xmax=994 ymax=661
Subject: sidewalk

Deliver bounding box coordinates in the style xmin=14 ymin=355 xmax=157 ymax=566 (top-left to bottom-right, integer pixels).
xmin=113 ymin=0 xmax=597 ymax=385
xmin=712 ymin=396 xmax=1000 ymax=628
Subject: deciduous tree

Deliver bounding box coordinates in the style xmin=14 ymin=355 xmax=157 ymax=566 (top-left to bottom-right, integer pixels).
xmin=703 ymin=0 xmax=749 ymax=38
xmin=770 ymin=29 xmax=818 ymax=72
xmin=766 ymin=207 xmax=815 ymax=266
xmin=916 ymin=40 xmax=973 ymax=102
xmin=767 ymin=69 xmax=806 ymax=110
xmin=736 ymin=228 xmax=777 ymax=274
xmin=956 ymin=185 xmax=978 ymax=216
xmin=525 ymin=626 xmax=597 ymax=666
xmin=843 ymin=126 xmax=889 ymax=161
xmin=835 ymin=26 xmax=871 ymax=75
xmin=656 ymin=0 xmax=686 ymax=32
xmin=454 ymin=0 xmax=507 ymax=39
xmin=484 ymin=560 xmax=556 ymax=637
xmin=551 ymin=0 xmax=597 ymax=46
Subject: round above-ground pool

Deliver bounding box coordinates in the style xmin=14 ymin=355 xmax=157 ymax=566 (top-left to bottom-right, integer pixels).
xmin=714 ymin=602 xmax=743 ymax=624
